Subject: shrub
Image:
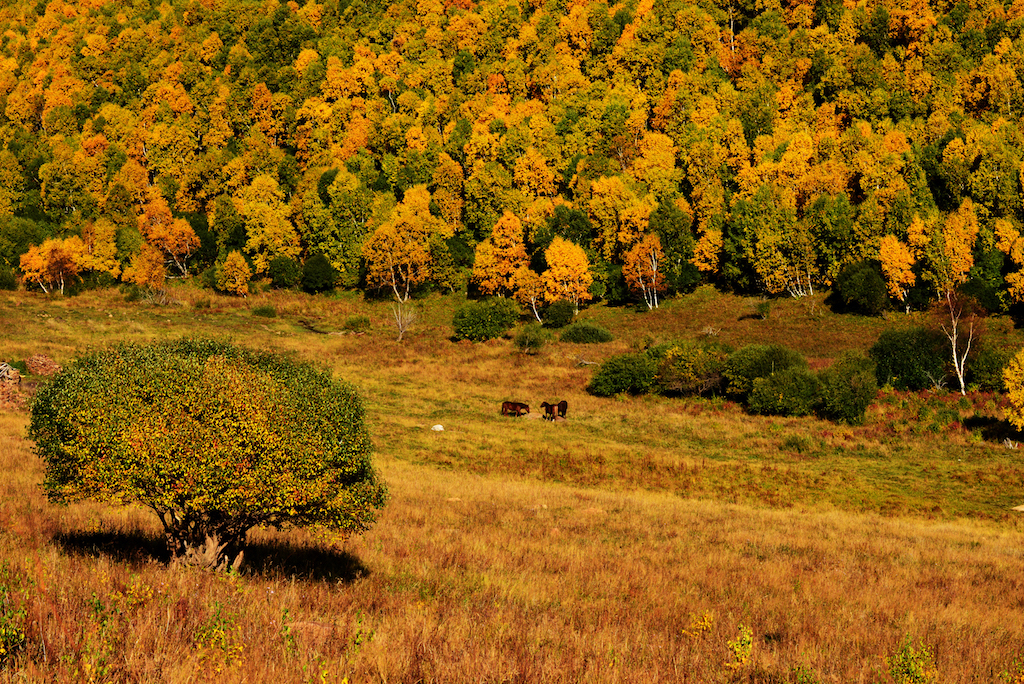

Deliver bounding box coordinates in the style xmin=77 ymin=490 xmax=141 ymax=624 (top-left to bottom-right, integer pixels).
xmin=543 ymin=300 xmax=576 ymax=328
xmin=251 ymin=304 xmax=277 ymax=318
xmin=0 ymin=263 xmax=16 ymax=290
xmin=654 ymin=341 xmax=729 ymax=397
xmin=748 ymin=369 xmax=820 ymax=416
xmin=834 ymin=260 xmax=888 ymax=315
xmin=969 ymin=344 xmax=1012 ymax=391
xmin=587 ymin=352 xmax=658 ymax=396
xmin=268 ymin=256 xmax=302 ymax=289
xmin=513 ymin=323 xmax=548 ymax=354
xmin=29 ymin=339 xmax=388 ymax=571
xmin=560 ymin=322 xmax=613 ymax=343
xmin=452 ymin=297 xmax=521 ymax=341
xmin=816 ymin=352 xmax=877 ymax=424
xmin=302 ymin=253 xmax=338 ymax=294
xmin=723 ymin=344 xmax=808 ymax=401
xmin=869 ymin=327 xmax=947 ymax=390
xmin=343 ymin=315 xmax=371 ymax=332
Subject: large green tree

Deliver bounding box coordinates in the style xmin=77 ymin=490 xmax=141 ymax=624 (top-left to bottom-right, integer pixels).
xmin=30 ymin=340 xmax=388 ymax=571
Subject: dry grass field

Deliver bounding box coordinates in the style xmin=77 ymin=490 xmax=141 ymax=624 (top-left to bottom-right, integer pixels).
xmin=2 ymin=284 xmax=1024 ymax=683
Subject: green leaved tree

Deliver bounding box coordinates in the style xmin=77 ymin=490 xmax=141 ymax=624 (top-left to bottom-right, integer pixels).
xmin=30 ymin=340 xmax=388 ymax=571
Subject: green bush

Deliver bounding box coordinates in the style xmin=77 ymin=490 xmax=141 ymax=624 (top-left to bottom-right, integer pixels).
xmin=513 ymin=323 xmax=548 ymax=354
xmin=560 ymin=322 xmax=613 ymax=343
xmin=969 ymin=344 xmax=1012 ymax=391
xmin=723 ymin=344 xmax=808 ymax=400
xmin=869 ymin=327 xmax=947 ymax=390
xmin=834 ymin=260 xmax=888 ymax=315
xmin=654 ymin=341 xmax=729 ymax=397
xmin=268 ymin=256 xmax=302 ymax=289
xmin=0 ymin=263 xmax=17 ymax=290
xmin=748 ymin=369 xmax=820 ymax=416
xmin=452 ymin=298 xmax=521 ymax=341
xmin=816 ymin=351 xmax=877 ymax=424
xmin=543 ymin=300 xmax=576 ymax=328
xmin=343 ymin=315 xmax=371 ymax=332
xmin=301 ymin=254 xmax=338 ymax=294
xmin=30 ymin=340 xmax=388 ymax=571
xmin=251 ymin=305 xmax=277 ymax=318
xmin=587 ymin=352 xmax=658 ymax=396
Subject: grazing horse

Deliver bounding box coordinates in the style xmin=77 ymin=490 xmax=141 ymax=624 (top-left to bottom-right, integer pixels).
xmin=501 ymin=401 xmax=530 ymax=417
xmin=539 ymin=401 xmax=557 ymax=421
xmin=557 ymin=400 xmax=568 ymax=419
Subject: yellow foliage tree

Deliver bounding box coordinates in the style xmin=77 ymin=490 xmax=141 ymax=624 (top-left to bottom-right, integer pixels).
xmin=80 ymin=218 xmax=122 ymax=279
xmin=513 ymin=266 xmax=546 ymax=322
xmin=217 ymin=250 xmax=252 ymax=297
xmin=362 ymin=185 xmax=439 ymax=303
xmin=878 ymin=234 xmax=916 ymax=313
xmin=240 ymin=175 xmax=300 ymax=275
xmin=472 ymin=211 xmax=528 ymax=296
xmin=1002 ymin=348 xmax=1024 ymax=430
xmin=543 ymin=237 xmax=592 ymax=313
xmin=995 ymin=218 xmax=1024 ymax=303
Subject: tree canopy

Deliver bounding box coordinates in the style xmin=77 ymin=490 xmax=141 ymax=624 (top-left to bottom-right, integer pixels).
xmin=1 ymin=0 xmax=1023 ymax=310
xmin=29 ymin=339 xmax=388 ymax=570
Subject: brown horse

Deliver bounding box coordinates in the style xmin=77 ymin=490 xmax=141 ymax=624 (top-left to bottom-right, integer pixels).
xmin=501 ymin=401 xmax=530 ymax=417
xmin=539 ymin=401 xmax=557 ymax=421
xmin=557 ymin=400 xmax=568 ymax=418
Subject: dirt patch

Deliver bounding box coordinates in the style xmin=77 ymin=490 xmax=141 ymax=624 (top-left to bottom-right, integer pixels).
xmin=0 ymin=383 xmax=26 ymax=411
xmin=25 ymin=355 xmax=60 ymax=376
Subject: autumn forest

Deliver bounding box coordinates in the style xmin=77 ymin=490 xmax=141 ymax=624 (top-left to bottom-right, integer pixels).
xmin=0 ymin=0 xmax=1023 ymax=310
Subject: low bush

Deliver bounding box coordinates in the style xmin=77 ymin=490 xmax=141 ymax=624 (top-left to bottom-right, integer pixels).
xmin=560 ymin=322 xmax=613 ymax=343
xmin=302 ymin=254 xmax=338 ymax=294
xmin=452 ymin=298 xmax=520 ymax=341
xmin=543 ymin=300 xmax=576 ymax=328
xmin=251 ymin=305 xmax=277 ymax=318
xmin=514 ymin=323 xmax=548 ymax=354
xmin=587 ymin=353 xmax=658 ymax=396
xmin=834 ymin=260 xmax=888 ymax=315
xmin=723 ymin=344 xmax=808 ymax=401
xmin=869 ymin=327 xmax=947 ymax=390
xmin=343 ymin=315 xmax=371 ymax=332
xmin=748 ymin=369 xmax=820 ymax=417
xmin=654 ymin=341 xmax=729 ymax=397
xmin=268 ymin=256 xmax=302 ymax=289
xmin=816 ymin=352 xmax=877 ymax=424
xmin=0 ymin=263 xmax=18 ymax=290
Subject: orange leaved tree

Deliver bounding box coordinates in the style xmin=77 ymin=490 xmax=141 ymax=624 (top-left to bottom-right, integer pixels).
xmin=19 ymin=236 xmax=87 ymax=294
xmin=623 ymin=233 xmax=666 ymax=309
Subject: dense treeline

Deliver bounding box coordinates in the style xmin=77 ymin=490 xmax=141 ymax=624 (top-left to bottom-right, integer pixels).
xmin=1 ymin=0 xmax=1024 ymax=311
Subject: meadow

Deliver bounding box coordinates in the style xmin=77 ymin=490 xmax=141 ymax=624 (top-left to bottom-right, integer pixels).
xmin=2 ymin=284 xmax=1024 ymax=683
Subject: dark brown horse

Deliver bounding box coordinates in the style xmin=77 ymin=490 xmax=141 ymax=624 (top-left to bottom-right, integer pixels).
xmin=557 ymin=400 xmax=568 ymax=418
xmin=539 ymin=401 xmax=557 ymax=421
xmin=501 ymin=401 xmax=530 ymax=417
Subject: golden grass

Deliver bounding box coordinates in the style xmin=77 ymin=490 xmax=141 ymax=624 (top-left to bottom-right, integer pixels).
xmin=2 ymin=286 xmax=1024 ymax=681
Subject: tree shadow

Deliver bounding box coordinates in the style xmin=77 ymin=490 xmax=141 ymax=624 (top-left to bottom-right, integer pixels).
xmin=53 ymin=528 xmax=371 ymax=583
xmin=962 ymin=415 xmax=1020 ymax=444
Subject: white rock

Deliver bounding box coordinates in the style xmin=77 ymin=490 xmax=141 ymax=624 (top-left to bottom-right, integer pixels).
xmin=431 ymin=424 xmax=444 ymax=431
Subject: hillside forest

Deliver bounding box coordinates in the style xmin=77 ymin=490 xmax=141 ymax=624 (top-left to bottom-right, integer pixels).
xmin=1 ymin=0 xmax=1024 ymax=310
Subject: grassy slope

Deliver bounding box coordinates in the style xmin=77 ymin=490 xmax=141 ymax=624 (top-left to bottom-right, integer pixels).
xmin=2 ymin=285 xmax=1024 ymax=682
